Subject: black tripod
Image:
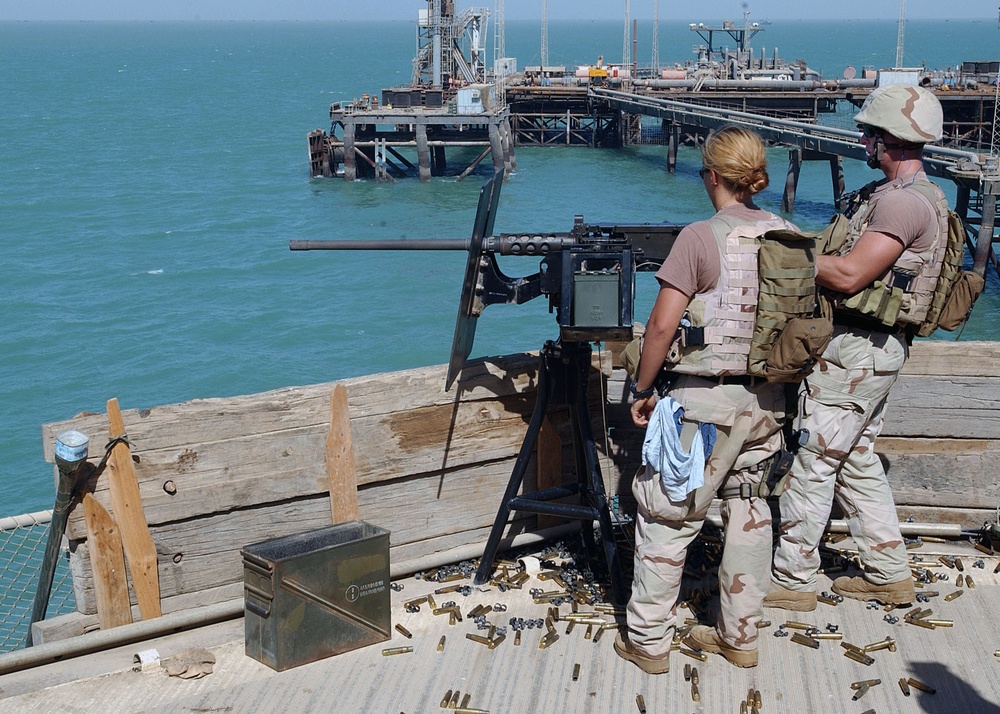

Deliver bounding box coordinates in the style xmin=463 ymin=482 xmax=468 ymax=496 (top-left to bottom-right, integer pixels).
xmin=472 ymin=339 xmax=627 ymax=606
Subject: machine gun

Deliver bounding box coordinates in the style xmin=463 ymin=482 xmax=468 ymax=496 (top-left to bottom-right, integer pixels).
xmin=290 ymin=168 xmax=685 ymax=605
xmin=290 ymin=168 xmax=684 ymax=390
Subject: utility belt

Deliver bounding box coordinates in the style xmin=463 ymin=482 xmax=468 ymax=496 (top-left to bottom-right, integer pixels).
xmin=697 ymin=374 xmax=765 ymax=387
xmin=717 ymin=450 xmax=793 ymax=501
xmin=833 ymin=312 xmax=908 ymax=336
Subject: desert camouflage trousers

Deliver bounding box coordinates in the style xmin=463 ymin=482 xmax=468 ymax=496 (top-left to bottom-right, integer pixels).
xmin=626 ymin=376 xmax=784 ymax=658
xmin=772 ymin=326 xmax=910 ymax=592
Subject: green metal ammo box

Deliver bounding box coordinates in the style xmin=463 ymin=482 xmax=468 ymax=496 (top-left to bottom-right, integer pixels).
xmin=241 ymin=520 xmax=391 ymax=671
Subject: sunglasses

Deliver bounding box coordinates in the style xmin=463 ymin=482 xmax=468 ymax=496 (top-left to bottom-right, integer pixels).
xmin=858 ymin=124 xmax=881 ymax=138
xmin=699 ymin=167 xmax=712 ymax=179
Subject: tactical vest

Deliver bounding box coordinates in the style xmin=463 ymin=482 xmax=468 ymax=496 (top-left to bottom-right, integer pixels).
xmin=666 ymin=212 xmax=802 ymax=377
xmin=834 ymin=176 xmax=949 ymax=328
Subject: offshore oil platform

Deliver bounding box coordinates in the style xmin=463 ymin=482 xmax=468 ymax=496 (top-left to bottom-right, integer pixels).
xmin=306 ymin=2 xmax=999 ymax=277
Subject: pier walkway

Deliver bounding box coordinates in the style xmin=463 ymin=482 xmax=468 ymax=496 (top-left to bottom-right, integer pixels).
xmin=594 ymin=86 xmax=1000 ymax=278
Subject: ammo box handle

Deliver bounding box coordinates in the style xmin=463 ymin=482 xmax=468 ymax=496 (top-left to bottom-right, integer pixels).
xmin=243 ymin=551 xmax=274 ymax=619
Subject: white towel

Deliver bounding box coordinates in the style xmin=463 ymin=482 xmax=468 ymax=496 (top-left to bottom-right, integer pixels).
xmin=642 ymin=396 xmax=706 ymax=502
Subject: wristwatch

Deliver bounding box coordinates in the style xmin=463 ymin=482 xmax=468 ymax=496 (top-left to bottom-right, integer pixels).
xmin=629 ymin=381 xmax=655 ymax=400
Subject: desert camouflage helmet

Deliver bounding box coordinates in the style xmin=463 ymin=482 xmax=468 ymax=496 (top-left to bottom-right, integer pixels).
xmin=854 ymin=84 xmax=943 ymax=144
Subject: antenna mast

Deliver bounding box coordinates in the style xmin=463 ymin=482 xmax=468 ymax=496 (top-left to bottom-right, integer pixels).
xmin=651 ymin=0 xmax=660 ymax=76
xmin=541 ymin=0 xmax=548 ymax=69
xmin=622 ymin=0 xmax=631 ymax=81
xmin=895 ymin=0 xmax=905 ymax=68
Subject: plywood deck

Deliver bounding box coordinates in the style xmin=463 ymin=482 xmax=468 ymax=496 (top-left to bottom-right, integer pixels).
xmin=3 ymin=538 xmax=999 ymax=714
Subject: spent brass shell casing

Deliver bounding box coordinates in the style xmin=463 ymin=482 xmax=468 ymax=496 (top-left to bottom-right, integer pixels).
xmin=453 ymin=708 xmax=490 ymax=714
xmin=439 ymin=572 xmax=465 ymax=583
xmin=817 ymin=594 xmax=839 ymax=606
xmin=974 ymin=542 xmax=993 ymax=555
xmin=908 ymin=616 xmax=936 ymax=630
xmin=691 ymin=683 xmax=700 ymax=702
xmin=487 ymin=625 xmax=495 ymax=641
xmin=967 ymin=575 xmax=976 ymax=589
xmin=681 ymin=636 xmax=703 ymax=653
xmin=440 ymin=689 xmax=453 ymax=708
xmin=435 ymin=584 xmax=462 ymax=594
xmin=757 ymin=619 xmax=772 ymax=629
xmin=944 ymin=590 xmax=964 ymax=602
xmin=539 ymin=633 xmax=559 ymax=649
xmin=395 ymin=624 xmax=413 ymax=639
xmin=899 ymin=677 xmax=911 ymax=696
xmin=381 ymin=646 xmax=412 ymax=656
xmin=994 ymin=561 xmax=1000 ymax=574
xmin=851 ymin=678 xmax=881 ymax=690
xmin=403 ymin=596 xmax=428 ymax=609
xmin=740 ymin=703 xmax=748 ymax=714
xmin=844 ymin=648 xmax=875 ymax=666
xmin=784 ymin=620 xmax=813 ymax=630
xmin=572 ymin=663 xmax=581 ymax=681
xmin=438 ymin=635 xmax=446 ymax=652
xmin=812 ymin=632 xmax=844 ymax=640
xmin=955 ymin=574 xmax=964 ymax=588
xmin=852 ymin=683 xmax=870 ymax=701
xmin=859 ymin=710 xmax=875 ymax=714
xmin=565 ymin=620 xmax=576 ymax=635
xmin=466 ymin=634 xmax=491 ymax=646
xmin=925 ymin=619 xmax=953 ymax=627
xmin=684 ymin=663 xmax=691 ymax=682
xmin=427 ymin=594 xmax=437 ymax=610
xmin=488 ymin=634 xmax=506 ymax=650
xmin=449 ymin=690 xmax=461 ymax=708
xmin=679 ymin=647 xmax=708 ymax=662
xmin=955 ymin=557 xmax=965 ymax=571
xmin=907 ymin=677 xmax=936 ymax=694
xmin=841 ymin=641 xmax=866 ymax=654
xmin=592 ymin=627 xmax=605 ymax=643
xmin=791 ymin=632 xmax=820 ymax=649
xmin=635 ymin=694 xmax=647 ymax=714
xmin=753 ymin=689 xmax=762 ymax=708
xmin=691 ymin=666 xmax=699 ymax=685
xmin=584 ymin=624 xmax=593 ymax=640
xmin=863 ymin=637 xmax=895 ymax=653
xmin=460 ymin=693 xmax=471 ymax=709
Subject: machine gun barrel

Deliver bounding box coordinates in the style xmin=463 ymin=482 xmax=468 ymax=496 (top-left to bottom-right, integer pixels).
xmin=290 ymin=239 xmax=470 ymax=251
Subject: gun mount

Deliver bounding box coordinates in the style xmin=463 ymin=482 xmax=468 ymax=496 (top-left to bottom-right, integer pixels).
xmin=290 ymin=169 xmax=684 ymax=390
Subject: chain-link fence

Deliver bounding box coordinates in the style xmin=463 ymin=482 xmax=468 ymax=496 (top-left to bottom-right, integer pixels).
xmin=0 ymin=512 xmax=77 ymax=653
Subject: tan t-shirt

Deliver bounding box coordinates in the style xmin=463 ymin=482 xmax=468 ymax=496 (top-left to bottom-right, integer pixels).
xmin=655 ymin=204 xmax=780 ymax=296
xmin=864 ymin=175 xmax=939 ymax=256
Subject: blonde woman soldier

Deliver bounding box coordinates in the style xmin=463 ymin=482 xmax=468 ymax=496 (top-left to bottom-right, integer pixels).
xmin=615 ymin=126 xmax=800 ymax=672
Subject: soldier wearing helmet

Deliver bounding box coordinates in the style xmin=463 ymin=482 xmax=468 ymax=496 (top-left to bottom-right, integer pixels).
xmin=766 ymin=84 xmax=949 ymax=612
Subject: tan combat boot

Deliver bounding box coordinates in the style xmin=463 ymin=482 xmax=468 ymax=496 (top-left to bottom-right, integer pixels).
xmin=831 ymin=575 xmax=915 ymax=605
xmin=687 ymin=625 xmax=758 ymax=668
xmin=614 ymin=632 xmax=670 ymax=674
xmin=763 ymin=583 xmax=817 ymax=611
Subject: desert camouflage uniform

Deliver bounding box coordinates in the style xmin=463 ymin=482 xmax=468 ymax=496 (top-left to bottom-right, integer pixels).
xmin=626 ymin=376 xmax=784 ymax=658
xmin=771 ymin=326 xmax=910 ymax=592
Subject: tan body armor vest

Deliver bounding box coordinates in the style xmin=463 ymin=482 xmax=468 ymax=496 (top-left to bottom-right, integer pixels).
xmin=666 ymin=212 xmax=799 ymax=377
xmin=834 ymin=176 xmax=949 ymax=328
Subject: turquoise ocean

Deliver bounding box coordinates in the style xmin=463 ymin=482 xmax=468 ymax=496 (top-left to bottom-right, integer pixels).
xmin=4 ymin=18 xmax=999 ymax=517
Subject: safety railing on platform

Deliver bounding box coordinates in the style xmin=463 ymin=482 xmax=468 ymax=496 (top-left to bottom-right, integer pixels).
xmin=0 ymin=511 xmax=76 ymax=653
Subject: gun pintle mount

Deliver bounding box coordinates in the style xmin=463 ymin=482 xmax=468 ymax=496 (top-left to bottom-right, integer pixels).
xmin=290 ymin=169 xmax=683 ymax=390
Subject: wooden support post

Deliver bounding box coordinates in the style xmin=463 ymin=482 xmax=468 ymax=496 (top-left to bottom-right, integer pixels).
xmin=536 ymin=418 xmax=563 ymax=530
xmin=974 ymin=181 xmax=997 ymax=277
xmin=353 ymin=146 xmax=396 ymax=183
xmin=781 ymin=147 xmax=801 ymax=213
xmin=326 ymin=384 xmax=359 ymax=523
xmin=106 ymin=398 xmax=161 ymax=620
xmin=343 ymin=122 xmax=357 ymax=182
xmin=415 ymin=123 xmax=431 ymax=182
xmin=488 ymin=121 xmax=504 ymax=175
xmin=456 ymin=147 xmax=493 ymax=182
xmin=666 ymin=121 xmax=678 ymax=173
xmin=432 ymin=145 xmax=446 ymax=176
xmin=83 ymin=493 xmax=132 ymax=630
xmin=830 ymin=155 xmax=846 ymax=213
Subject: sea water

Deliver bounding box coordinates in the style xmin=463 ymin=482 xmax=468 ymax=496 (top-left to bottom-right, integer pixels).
xmin=3 ymin=18 xmax=999 ymax=516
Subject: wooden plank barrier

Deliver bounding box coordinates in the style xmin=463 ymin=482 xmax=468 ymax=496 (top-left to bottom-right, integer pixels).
xmin=34 ymin=342 xmax=1000 ymax=642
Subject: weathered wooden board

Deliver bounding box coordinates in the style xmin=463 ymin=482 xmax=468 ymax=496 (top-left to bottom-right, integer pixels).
xmin=882 ymin=376 xmax=1000 ymax=438
xmin=879 ymin=437 xmax=1000 ymax=509
xmin=327 ymin=384 xmax=359 ymax=522
xmin=81 ymin=494 xmax=131 ymax=629
xmin=68 ymin=455 xmax=540 ymax=614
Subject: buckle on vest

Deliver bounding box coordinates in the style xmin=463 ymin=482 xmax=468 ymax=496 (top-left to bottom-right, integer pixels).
xmin=682 ymin=325 xmax=705 ymax=347
xmin=890 ymin=269 xmax=914 ymax=292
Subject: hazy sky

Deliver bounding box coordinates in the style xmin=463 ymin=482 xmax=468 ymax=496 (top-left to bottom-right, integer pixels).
xmin=1 ymin=0 xmax=996 ymax=22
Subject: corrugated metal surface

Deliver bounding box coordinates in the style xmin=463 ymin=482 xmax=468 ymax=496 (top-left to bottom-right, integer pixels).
xmin=3 ymin=544 xmax=1000 ymax=714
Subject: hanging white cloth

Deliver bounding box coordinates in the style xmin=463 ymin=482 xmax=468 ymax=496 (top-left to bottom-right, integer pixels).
xmin=642 ymin=396 xmax=707 ymax=502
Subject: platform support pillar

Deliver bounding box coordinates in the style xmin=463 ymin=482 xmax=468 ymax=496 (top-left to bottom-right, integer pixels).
xmin=781 ymin=147 xmax=801 ymax=213
xmin=343 ymin=122 xmax=357 ymax=182
xmin=830 ymin=155 xmax=845 ymax=213
xmin=416 ymin=123 xmax=431 ymax=182
xmin=489 ymin=121 xmax=504 ymax=175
